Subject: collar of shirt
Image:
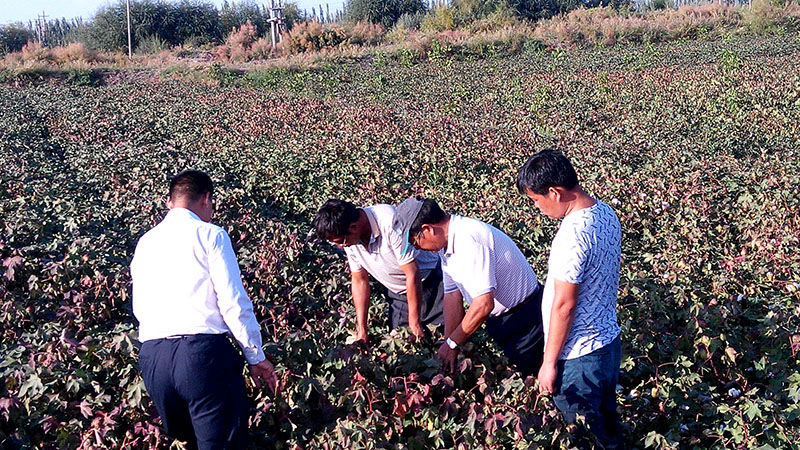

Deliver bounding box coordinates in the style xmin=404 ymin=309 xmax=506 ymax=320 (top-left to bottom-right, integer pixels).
xmin=361 ymin=207 xmax=382 ymax=251
xmin=165 ymin=207 xmax=202 ymax=223
xmin=442 ymin=214 xmax=457 ymax=257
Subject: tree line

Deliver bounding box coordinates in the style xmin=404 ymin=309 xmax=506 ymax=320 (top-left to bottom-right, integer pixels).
xmin=0 ymin=0 xmax=602 ymax=55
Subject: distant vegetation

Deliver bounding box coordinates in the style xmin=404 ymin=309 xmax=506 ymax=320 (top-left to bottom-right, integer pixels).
xmin=1 ymin=31 xmax=799 ymax=450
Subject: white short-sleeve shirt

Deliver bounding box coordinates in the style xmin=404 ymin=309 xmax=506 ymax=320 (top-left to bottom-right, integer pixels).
xmin=542 ymin=200 xmax=622 ymax=360
xmin=439 ymin=215 xmax=539 ymax=316
xmin=344 ymin=205 xmax=440 ymax=294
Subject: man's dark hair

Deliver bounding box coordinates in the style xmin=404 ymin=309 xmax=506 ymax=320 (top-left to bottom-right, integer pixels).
xmin=169 ymin=170 xmax=214 ymax=202
xmin=313 ymin=199 xmax=360 ymax=240
xmin=516 ymin=150 xmax=579 ymax=195
xmin=409 ymin=199 xmax=447 ymax=236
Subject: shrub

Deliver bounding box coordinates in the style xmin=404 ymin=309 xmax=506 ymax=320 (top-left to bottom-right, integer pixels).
xmin=135 ymin=35 xmax=170 ymax=55
xmin=396 ymin=11 xmax=427 ymax=30
xmin=281 ymin=21 xmax=349 ymax=54
xmin=51 ymin=43 xmax=97 ymax=64
xmin=19 ymin=41 xmax=52 ymax=64
xmin=422 ymin=4 xmax=457 ymax=31
xmin=347 ymin=21 xmax=385 ymax=46
xmin=533 ymin=5 xmax=743 ymax=48
xmin=250 ymin=38 xmax=275 ymax=60
xmin=216 ymin=23 xmax=260 ymax=62
xmin=346 ymin=0 xmax=427 ymax=29
xmin=744 ymin=0 xmax=800 ymax=32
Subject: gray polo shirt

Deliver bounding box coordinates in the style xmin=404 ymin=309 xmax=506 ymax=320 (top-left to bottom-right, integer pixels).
xmin=345 ymin=204 xmax=440 ymax=295
xmin=440 ymin=215 xmax=539 ymax=316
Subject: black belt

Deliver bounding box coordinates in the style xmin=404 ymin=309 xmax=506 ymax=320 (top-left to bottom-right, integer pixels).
xmin=494 ymin=285 xmax=542 ymax=319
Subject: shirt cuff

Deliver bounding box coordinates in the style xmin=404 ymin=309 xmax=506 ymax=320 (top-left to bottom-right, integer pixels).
xmin=241 ymin=345 xmax=267 ymax=365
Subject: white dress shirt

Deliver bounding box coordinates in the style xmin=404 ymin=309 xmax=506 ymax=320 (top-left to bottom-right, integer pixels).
xmin=131 ymin=208 xmax=266 ymax=365
xmin=344 ymin=205 xmax=440 ymax=294
xmin=440 ymin=215 xmax=540 ymax=317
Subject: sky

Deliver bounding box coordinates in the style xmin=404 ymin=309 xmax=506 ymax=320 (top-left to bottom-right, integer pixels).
xmin=0 ymin=0 xmax=345 ymax=25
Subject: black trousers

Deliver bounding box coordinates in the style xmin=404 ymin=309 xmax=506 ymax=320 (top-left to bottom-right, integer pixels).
xmin=483 ymin=285 xmax=545 ymax=377
xmin=139 ymin=334 xmax=249 ymax=450
xmin=385 ymin=262 xmax=445 ymax=331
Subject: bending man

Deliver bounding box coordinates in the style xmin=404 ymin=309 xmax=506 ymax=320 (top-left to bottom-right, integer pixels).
xmin=392 ymin=197 xmax=544 ymax=376
xmin=314 ymin=199 xmax=444 ymax=342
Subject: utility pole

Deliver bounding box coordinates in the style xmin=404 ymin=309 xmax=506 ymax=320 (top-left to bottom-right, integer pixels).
xmin=126 ymin=0 xmax=132 ymax=58
xmin=37 ymin=11 xmax=48 ymax=46
xmin=268 ymin=0 xmax=286 ymax=52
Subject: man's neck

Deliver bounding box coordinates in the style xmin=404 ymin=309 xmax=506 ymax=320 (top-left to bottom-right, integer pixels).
xmin=358 ymin=210 xmax=372 ymax=246
xmin=562 ymin=187 xmax=596 ymax=217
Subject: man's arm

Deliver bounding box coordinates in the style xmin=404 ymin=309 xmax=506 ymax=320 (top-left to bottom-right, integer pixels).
xmin=208 ymin=230 xmax=277 ymax=391
xmin=399 ymin=260 xmax=424 ymax=339
xmin=437 ymin=291 xmax=494 ymax=373
xmin=350 ymin=269 xmax=371 ymax=343
xmin=437 ymin=290 xmax=465 ymax=373
xmin=538 ymin=279 xmax=579 ymax=394
xmin=445 ymin=290 xmax=494 ymax=345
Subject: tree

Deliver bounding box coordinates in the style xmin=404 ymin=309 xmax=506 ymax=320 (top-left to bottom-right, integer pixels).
xmin=0 ymin=24 xmax=33 ymax=55
xmin=346 ymin=0 xmax=427 ymax=28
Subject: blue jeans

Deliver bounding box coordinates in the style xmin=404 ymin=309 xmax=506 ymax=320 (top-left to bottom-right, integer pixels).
xmin=554 ymin=336 xmax=622 ymax=449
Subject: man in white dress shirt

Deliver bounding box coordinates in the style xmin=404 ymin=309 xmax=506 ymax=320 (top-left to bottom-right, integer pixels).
xmin=313 ymin=199 xmax=444 ymax=343
xmin=392 ymin=198 xmax=544 ymax=376
xmin=131 ymin=170 xmax=277 ymax=450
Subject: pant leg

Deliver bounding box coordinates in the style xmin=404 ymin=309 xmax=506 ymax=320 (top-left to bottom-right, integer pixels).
xmin=553 ymin=336 xmax=622 ymax=450
xmin=419 ymin=264 xmax=444 ymax=327
xmin=140 ymin=339 xmax=199 ymax=449
xmin=385 ymin=263 xmax=445 ymax=330
xmin=173 ymin=334 xmax=250 ymax=450
xmin=483 ymin=288 xmax=544 ymax=377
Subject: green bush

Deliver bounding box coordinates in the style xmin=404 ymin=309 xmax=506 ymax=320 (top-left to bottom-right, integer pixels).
xmin=0 ymin=24 xmax=33 ymax=56
xmin=135 ymin=35 xmax=170 ymax=54
xmin=84 ymin=0 xmax=223 ymax=51
xmin=346 ymin=0 xmax=427 ymax=28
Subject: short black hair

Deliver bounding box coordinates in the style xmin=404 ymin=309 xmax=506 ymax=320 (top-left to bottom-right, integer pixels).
xmin=169 ymin=170 xmax=213 ymax=202
xmin=409 ymin=198 xmax=447 ymax=236
xmin=313 ymin=199 xmax=360 ymax=240
xmin=516 ymin=150 xmax=579 ymax=195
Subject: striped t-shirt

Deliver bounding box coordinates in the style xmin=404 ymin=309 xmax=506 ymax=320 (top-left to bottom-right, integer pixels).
xmin=440 ymin=215 xmax=540 ymax=316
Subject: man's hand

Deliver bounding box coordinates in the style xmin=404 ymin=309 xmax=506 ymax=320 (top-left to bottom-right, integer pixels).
xmin=537 ymin=361 xmax=558 ymax=395
xmin=249 ymin=360 xmax=278 ymax=393
xmin=436 ymin=342 xmax=459 ymax=374
xmin=409 ymin=323 xmax=425 ymax=341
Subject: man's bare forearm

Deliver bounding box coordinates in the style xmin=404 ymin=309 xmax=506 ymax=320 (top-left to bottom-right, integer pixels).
xmin=400 ymin=261 xmax=423 ymax=332
xmin=447 ymin=292 xmax=493 ymax=345
xmin=351 ymin=271 xmax=371 ymax=339
xmin=442 ymin=291 xmax=465 ymax=337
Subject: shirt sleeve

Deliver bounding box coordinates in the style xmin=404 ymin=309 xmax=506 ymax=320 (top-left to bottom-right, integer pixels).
xmin=345 ymin=250 xmax=364 ymax=273
xmin=550 ymin=224 xmax=589 ymax=285
xmin=387 ymin=226 xmax=417 ymax=266
xmin=208 ymin=229 xmax=266 ymax=365
xmin=458 ymin=239 xmax=496 ymax=299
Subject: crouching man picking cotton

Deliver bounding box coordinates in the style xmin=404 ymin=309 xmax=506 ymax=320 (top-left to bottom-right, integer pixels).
xmin=518 ymin=150 xmax=623 ymax=449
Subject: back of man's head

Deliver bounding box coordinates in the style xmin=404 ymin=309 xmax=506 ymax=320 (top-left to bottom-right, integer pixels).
xmin=517 ymin=150 xmax=578 ymax=195
xmin=169 ymin=170 xmax=214 ymax=203
xmin=313 ymin=199 xmax=360 ymax=240
xmin=409 ymin=199 xmax=447 ymax=236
